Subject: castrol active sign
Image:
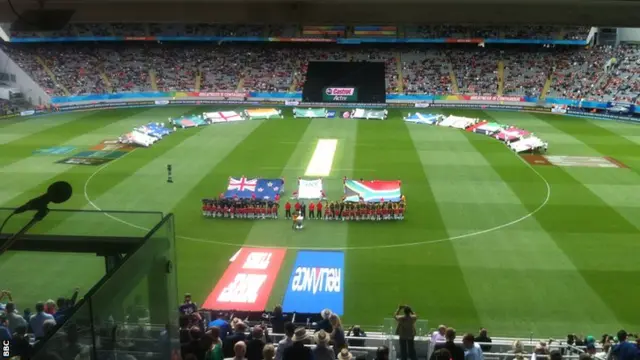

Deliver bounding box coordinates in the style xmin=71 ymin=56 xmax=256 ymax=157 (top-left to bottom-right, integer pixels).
xmin=322 ymin=87 xmax=358 ymax=102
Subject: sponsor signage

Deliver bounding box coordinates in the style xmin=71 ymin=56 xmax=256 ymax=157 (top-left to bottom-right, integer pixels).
xmin=323 ymin=87 xmax=358 ymax=102
xmin=197 ymin=92 xmax=247 ymax=98
xmin=465 ymin=95 xmax=524 ymax=102
xmin=327 ymin=111 xmax=337 ymax=118
xmin=203 ymin=247 xmax=286 ymax=311
xmin=155 ymin=100 xmax=170 ymax=105
xmin=285 ymin=100 xmax=300 ymax=106
xmin=415 ymin=103 xmax=430 ymax=108
xmin=20 ymin=110 xmax=35 ymax=116
xmin=282 ymin=251 xmax=345 ymax=315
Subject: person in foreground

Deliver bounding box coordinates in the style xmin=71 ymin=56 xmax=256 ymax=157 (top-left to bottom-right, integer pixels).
xmin=313 ymin=330 xmax=335 ymax=360
xmin=283 ymin=327 xmax=313 ymax=360
xmin=431 ymin=328 xmax=465 ymax=360
xmin=462 ymin=333 xmax=484 ymax=360
xmin=275 ymin=322 xmax=295 ymax=360
xmin=395 ymin=305 xmax=418 ymax=360
xmin=225 ymin=341 xmax=247 ymax=360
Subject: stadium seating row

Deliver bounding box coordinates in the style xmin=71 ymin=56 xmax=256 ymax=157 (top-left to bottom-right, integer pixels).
xmin=7 ymin=24 xmax=591 ymax=41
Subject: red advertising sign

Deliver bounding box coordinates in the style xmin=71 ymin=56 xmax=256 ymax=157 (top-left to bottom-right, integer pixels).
xmin=195 ymin=92 xmax=248 ymax=98
xmin=466 ymin=95 xmax=524 ymax=102
xmin=202 ymin=247 xmax=287 ymax=311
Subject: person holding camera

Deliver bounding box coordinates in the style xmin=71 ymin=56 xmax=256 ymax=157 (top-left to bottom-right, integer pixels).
xmin=395 ymin=305 xmax=417 ymax=360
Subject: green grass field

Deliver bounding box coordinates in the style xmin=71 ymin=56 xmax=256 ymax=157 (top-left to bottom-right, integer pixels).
xmin=1 ymin=106 xmax=640 ymax=337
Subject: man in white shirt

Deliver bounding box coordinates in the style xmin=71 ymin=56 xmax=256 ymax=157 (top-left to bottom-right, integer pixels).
xmin=275 ymin=322 xmax=295 ymax=360
xmin=4 ymin=303 xmax=27 ymax=333
xmin=462 ymin=333 xmax=484 ymax=360
xmin=432 ymin=325 xmax=447 ymax=344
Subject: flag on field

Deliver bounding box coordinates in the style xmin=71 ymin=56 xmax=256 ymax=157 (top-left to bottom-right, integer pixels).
xmin=293 ymin=108 xmax=328 ymax=119
xmin=224 ymin=177 xmax=284 ymax=200
xmin=244 ymin=108 xmax=282 ymax=120
xmin=404 ymin=113 xmax=441 ymax=125
xmin=203 ymin=111 xmax=244 ymax=123
xmin=344 ymin=179 xmax=402 ymax=203
xmin=295 ymin=179 xmax=325 ymax=199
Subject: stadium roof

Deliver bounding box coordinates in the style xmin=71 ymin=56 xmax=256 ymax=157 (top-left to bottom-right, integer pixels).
xmin=1 ymin=1 xmax=639 ymax=26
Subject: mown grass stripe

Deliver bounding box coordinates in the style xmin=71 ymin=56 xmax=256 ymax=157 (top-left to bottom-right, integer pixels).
xmin=0 ymin=109 xmax=148 ymax=168
xmin=534 ymin=113 xmax=640 ymax=175
xmin=345 ymin=112 xmax=482 ymax=330
xmin=261 ymin=119 xmax=358 ymax=311
xmin=470 ymin=110 xmax=639 ymax=329
xmin=169 ymin=118 xmax=312 ymax=304
xmin=1 ymin=107 xmax=204 ymax=232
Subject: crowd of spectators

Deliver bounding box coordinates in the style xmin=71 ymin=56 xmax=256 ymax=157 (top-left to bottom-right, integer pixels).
xmin=404 ymin=25 xmax=590 ymax=40
xmin=1 ymin=43 xmax=639 ymax=102
xmin=0 ymin=289 xmax=79 ymax=359
xmin=8 ymin=24 xmax=592 ymax=42
xmin=3 ymin=289 xmax=640 ymax=360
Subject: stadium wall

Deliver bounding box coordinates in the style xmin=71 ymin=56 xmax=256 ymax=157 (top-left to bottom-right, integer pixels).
xmin=48 ymin=91 xmax=618 ymax=110
xmin=0 ymin=48 xmax=51 ymax=106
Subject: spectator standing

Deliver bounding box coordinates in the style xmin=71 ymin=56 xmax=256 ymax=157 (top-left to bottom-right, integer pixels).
xmin=4 ymin=303 xmax=27 ymax=333
xmin=30 ymin=302 xmax=55 ymax=339
xmin=395 ymin=305 xmax=418 ymax=360
xmin=54 ymin=288 xmax=79 ymax=324
xmin=246 ymin=326 xmax=266 ymax=360
xmin=209 ymin=313 xmax=232 ymax=341
xmin=330 ymin=313 xmax=347 ymax=356
xmin=270 ymin=305 xmax=286 ymax=335
xmin=205 ymin=327 xmax=224 ymax=360
xmin=275 ymin=322 xmax=295 ymax=360
xmin=611 ymin=330 xmax=637 ymax=360
xmin=283 ymin=328 xmax=313 ymax=360
xmin=180 ymin=293 xmax=198 ymax=315
xmin=463 ymin=333 xmax=484 ymax=360
xmin=224 ymin=321 xmax=248 ymax=358
xmin=432 ymin=328 xmax=465 ymax=360
xmin=475 ymin=328 xmax=492 ymax=352
xmin=315 ymin=309 xmax=333 ymax=333
xmin=313 ymin=330 xmax=335 ymax=360
xmin=225 ymin=341 xmax=248 ymax=360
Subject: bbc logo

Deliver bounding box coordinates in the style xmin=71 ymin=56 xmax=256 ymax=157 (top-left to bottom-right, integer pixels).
xmin=2 ymin=340 xmax=9 ymax=357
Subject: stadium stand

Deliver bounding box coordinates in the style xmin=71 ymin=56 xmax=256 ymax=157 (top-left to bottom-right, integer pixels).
xmin=8 ymin=24 xmax=592 ymax=42
xmin=2 ymin=44 xmax=639 ymax=101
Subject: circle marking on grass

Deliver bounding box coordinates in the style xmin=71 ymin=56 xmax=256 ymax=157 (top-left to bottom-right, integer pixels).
xmin=84 ymin=136 xmax=551 ymax=250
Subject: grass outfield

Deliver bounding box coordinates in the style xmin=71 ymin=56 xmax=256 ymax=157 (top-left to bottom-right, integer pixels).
xmin=1 ymin=106 xmax=640 ymax=337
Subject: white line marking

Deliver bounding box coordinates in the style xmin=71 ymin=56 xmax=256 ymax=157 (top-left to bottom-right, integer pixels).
xmin=304 ymin=139 xmax=338 ymax=177
xmin=84 ymin=137 xmax=551 ymax=251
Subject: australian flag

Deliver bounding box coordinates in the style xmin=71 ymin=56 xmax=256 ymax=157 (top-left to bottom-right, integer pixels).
xmin=224 ymin=177 xmax=284 ymax=200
